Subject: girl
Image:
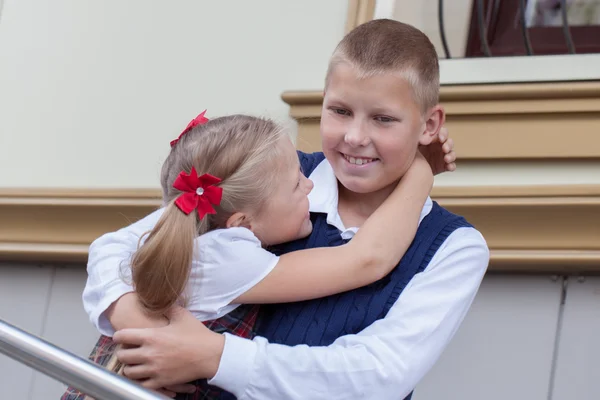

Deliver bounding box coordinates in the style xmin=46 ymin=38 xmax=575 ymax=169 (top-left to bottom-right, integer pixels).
xmin=64 ymin=111 xmax=436 ymax=399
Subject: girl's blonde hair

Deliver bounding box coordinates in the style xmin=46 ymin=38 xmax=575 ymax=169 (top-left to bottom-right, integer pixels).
xmin=131 ymin=114 xmax=286 ymax=316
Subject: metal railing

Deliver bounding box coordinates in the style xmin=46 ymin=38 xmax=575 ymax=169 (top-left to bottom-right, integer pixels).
xmin=0 ymin=319 xmax=169 ymax=400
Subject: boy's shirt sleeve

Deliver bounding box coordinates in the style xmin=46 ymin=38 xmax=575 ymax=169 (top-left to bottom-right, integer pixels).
xmin=209 ymin=226 xmax=490 ymax=400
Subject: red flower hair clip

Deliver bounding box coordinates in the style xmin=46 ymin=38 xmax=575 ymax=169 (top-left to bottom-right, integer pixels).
xmin=173 ymin=166 xmax=223 ymax=219
xmin=170 ymin=110 xmax=209 ymax=147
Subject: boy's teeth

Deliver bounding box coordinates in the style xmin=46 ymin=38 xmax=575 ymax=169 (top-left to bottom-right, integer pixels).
xmin=345 ymin=155 xmax=373 ymax=165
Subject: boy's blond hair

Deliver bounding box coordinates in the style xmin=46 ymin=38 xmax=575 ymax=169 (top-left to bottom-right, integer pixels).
xmin=326 ymin=19 xmax=439 ymax=113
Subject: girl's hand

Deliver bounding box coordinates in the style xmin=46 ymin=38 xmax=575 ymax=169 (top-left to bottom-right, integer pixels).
xmin=404 ymin=150 xmax=434 ymax=188
xmin=418 ymin=126 xmax=456 ymax=175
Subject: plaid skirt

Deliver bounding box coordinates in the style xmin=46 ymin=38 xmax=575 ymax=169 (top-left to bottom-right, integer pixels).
xmin=61 ymin=304 xmax=259 ymax=400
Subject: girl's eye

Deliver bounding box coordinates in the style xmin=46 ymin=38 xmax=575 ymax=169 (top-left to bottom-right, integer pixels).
xmin=296 ymin=167 xmax=303 ymax=189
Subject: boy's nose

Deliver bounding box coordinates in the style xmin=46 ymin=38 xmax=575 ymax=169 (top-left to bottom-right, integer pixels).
xmin=344 ymin=123 xmax=370 ymax=147
xmin=344 ymin=131 xmax=370 ymax=147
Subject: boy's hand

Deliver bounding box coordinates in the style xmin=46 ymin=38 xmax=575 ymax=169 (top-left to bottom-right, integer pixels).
xmin=419 ymin=126 xmax=456 ymax=175
xmin=113 ymin=306 xmax=225 ymax=390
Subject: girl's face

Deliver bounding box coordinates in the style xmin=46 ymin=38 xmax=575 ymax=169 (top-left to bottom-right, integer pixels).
xmin=251 ymin=137 xmax=314 ymax=246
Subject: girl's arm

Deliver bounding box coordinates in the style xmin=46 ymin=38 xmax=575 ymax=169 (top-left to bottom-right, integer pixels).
xmin=105 ymin=293 xmax=167 ymax=331
xmin=83 ymin=209 xmax=173 ymax=335
xmin=103 ymin=155 xmax=432 ymax=330
xmin=235 ymin=153 xmax=433 ymax=304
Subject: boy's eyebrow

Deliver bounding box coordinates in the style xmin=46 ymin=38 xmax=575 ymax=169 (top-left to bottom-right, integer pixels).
xmin=370 ymin=105 xmax=401 ymax=114
xmin=324 ymin=96 xmax=350 ymax=107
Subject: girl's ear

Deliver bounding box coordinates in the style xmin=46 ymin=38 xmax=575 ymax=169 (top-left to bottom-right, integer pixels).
xmin=419 ymin=105 xmax=445 ymax=146
xmin=226 ymin=212 xmax=252 ymax=230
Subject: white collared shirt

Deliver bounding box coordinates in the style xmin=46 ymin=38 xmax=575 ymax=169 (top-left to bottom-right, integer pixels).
xmin=305 ymin=158 xmax=432 ymax=238
xmin=209 ymin=158 xmax=490 ymax=400
xmin=83 ymin=214 xmax=279 ymax=337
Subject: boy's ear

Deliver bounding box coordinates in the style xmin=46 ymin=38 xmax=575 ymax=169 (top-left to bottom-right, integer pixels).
xmin=419 ymin=105 xmax=445 ymax=146
xmin=226 ymin=212 xmax=252 ymax=230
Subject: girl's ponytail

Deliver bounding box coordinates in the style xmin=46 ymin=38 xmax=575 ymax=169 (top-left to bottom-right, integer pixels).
xmin=130 ymin=202 xmax=201 ymax=316
xmin=130 ymin=167 xmax=221 ymax=316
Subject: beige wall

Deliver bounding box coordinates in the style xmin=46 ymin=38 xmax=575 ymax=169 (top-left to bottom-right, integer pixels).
xmin=0 ymin=0 xmax=347 ymax=188
xmin=2 ymin=0 xmax=599 ymax=189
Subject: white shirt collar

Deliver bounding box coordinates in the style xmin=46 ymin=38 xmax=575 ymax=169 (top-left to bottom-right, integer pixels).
xmin=307 ymin=158 xmax=432 ymax=239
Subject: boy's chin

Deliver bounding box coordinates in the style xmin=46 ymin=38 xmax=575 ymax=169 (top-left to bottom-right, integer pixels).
xmin=337 ymin=175 xmax=391 ymax=195
xmin=338 ymin=175 xmax=400 ymax=194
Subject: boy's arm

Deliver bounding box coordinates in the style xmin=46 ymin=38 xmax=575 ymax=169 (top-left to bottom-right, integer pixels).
xmin=209 ymin=229 xmax=489 ymax=400
xmin=114 ymin=228 xmax=489 ymax=399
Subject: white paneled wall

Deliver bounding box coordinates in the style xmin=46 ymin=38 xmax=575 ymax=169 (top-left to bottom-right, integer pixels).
xmin=0 ymin=265 xmax=55 ymax=399
xmin=0 ymin=264 xmax=99 ymax=399
xmin=413 ymin=276 xmax=564 ymax=400
xmin=551 ymin=277 xmax=600 ymax=400
xmin=2 ymin=267 xmax=597 ymax=400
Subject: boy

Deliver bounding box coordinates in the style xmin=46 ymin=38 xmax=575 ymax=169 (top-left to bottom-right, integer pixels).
xmin=94 ymin=19 xmax=489 ymax=399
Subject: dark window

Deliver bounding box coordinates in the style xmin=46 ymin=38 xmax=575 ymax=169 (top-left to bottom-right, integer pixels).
xmin=465 ymin=0 xmax=600 ymax=57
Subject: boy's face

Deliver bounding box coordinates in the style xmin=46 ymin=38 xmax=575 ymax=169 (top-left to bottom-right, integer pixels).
xmin=321 ymin=64 xmax=435 ymax=195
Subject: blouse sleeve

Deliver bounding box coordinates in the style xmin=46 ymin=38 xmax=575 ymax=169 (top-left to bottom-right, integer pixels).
xmin=83 ymin=209 xmax=164 ymax=336
xmin=185 ymin=227 xmax=279 ymax=316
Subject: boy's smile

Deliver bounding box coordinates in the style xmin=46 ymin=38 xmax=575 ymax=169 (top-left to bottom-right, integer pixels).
xmin=339 ymin=153 xmax=381 ymax=177
xmin=320 ymin=63 xmax=436 ymax=197
xmin=341 ymin=154 xmax=379 ymax=166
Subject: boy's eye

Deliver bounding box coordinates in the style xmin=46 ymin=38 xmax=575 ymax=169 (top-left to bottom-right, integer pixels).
xmin=375 ymin=116 xmax=395 ymax=123
xmin=331 ymin=108 xmax=350 ymax=116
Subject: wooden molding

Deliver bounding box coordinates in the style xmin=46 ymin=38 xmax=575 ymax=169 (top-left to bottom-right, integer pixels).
xmin=0 ymin=189 xmax=161 ymax=263
xmin=345 ymin=0 xmax=376 ymax=33
xmin=283 ymin=81 xmax=600 ymax=160
xmin=1 ymin=186 xmax=599 ymax=273
xmin=431 ymin=185 xmax=600 ymax=273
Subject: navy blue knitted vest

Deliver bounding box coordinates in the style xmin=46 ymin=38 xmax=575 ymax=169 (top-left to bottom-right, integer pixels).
xmin=194 ymin=152 xmax=472 ymax=399
xmin=255 ymin=151 xmax=473 ymax=399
